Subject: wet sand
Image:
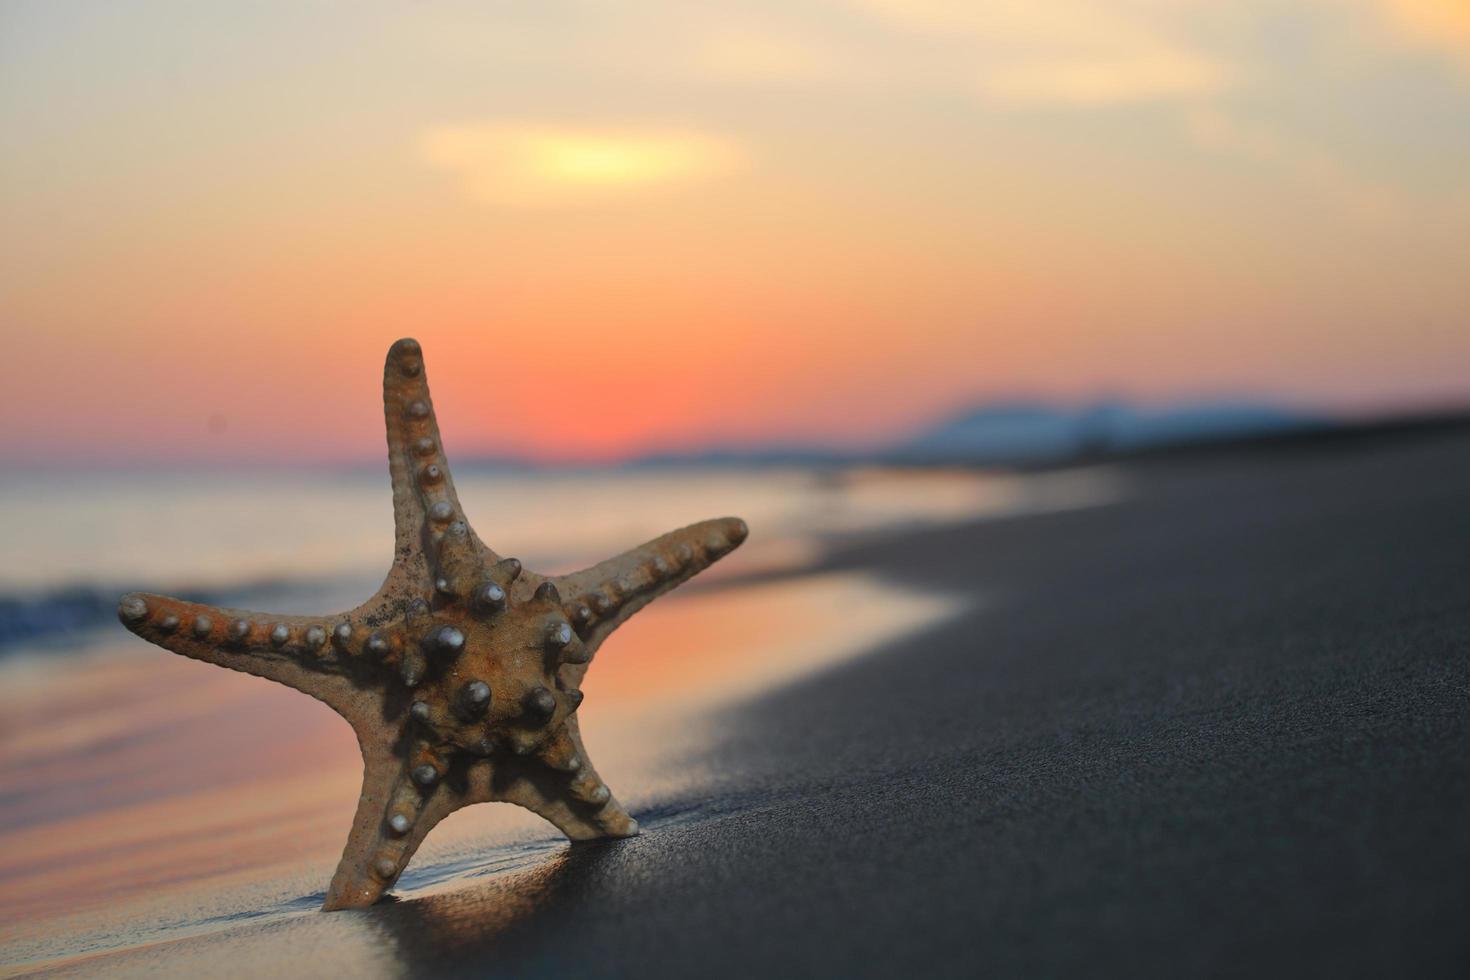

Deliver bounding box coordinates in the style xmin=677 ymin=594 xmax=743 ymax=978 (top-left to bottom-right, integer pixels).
xmin=11 ymin=432 xmax=1470 ymax=977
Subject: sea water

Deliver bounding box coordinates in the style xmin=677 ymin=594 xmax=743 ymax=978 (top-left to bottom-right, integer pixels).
xmin=0 ymin=463 xmax=1121 ymax=974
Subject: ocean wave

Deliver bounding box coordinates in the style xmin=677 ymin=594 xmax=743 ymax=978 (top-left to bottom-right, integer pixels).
xmin=0 ymin=575 xmax=360 ymax=655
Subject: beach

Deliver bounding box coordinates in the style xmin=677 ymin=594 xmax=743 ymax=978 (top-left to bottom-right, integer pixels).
xmin=4 ymin=431 xmax=1469 ymax=977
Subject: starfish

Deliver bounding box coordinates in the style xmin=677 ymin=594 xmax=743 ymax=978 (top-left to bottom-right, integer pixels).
xmin=117 ymin=338 xmax=747 ymax=910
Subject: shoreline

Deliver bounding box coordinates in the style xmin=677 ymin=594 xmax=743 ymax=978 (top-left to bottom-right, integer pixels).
xmin=9 ymin=429 xmax=1470 ymax=977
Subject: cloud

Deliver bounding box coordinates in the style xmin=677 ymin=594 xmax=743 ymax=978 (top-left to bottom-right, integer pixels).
xmin=846 ymin=0 xmax=1232 ymax=106
xmin=420 ymin=124 xmax=749 ymax=207
xmin=1373 ymin=0 xmax=1470 ymax=68
xmin=979 ymin=50 xmax=1228 ymax=106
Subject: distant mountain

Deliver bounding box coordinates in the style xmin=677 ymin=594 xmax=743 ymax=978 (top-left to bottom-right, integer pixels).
xmin=889 ymin=399 xmax=1326 ymax=464
xmin=625 ymin=445 xmax=858 ymax=469
xmin=620 ymin=399 xmax=1330 ymax=469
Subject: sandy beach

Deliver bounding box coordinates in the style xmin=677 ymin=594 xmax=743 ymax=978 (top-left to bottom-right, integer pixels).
xmin=3 ymin=429 xmax=1464 ymax=977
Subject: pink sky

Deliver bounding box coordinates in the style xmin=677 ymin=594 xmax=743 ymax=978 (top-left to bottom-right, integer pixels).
xmin=2 ymin=0 xmax=1468 ymax=464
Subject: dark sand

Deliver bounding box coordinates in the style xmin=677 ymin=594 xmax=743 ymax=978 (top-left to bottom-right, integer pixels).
xmin=46 ymin=431 xmax=1470 ymax=978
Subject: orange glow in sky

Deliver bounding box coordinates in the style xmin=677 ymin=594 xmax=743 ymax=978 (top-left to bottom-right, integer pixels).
xmin=1 ymin=0 xmax=1468 ymax=464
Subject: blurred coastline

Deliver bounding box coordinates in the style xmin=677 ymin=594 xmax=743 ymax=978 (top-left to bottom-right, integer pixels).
xmin=9 ymin=405 xmax=1466 ymax=657
xmin=3 ymin=417 xmax=1468 ymax=974
xmin=0 ymin=463 xmax=1120 ymax=654
xmin=3 ymin=425 xmax=1467 ymax=976
xmin=0 ymin=460 xmax=1120 ymax=972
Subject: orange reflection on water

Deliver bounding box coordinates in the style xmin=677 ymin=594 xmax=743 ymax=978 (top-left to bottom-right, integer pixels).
xmin=0 ymin=571 xmax=961 ymax=970
xmin=584 ymin=573 xmax=963 ymax=718
xmin=0 ymin=651 xmax=361 ymax=933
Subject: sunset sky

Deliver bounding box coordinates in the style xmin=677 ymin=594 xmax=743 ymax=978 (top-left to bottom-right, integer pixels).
xmin=2 ymin=0 xmax=1468 ymax=464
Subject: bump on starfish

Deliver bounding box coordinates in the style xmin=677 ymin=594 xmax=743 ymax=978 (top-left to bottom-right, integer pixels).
xmin=117 ymin=338 xmax=748 ymax=910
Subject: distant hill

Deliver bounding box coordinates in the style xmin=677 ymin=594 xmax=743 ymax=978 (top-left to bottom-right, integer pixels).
xmin=890 ymin=400 xmax=1327 ymax=464
xmin=624 ymin=445 xmax=856 ymax=468
xmin=622 ymin=399 xmax=1329 ymax=469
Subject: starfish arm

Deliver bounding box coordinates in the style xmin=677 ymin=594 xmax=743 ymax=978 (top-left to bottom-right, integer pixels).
xmin=323 ymin=738 xmax=464 ymax=910
xmin=117 ymin=592 xmax=387 ymax=718
xmin=323 ymin=719 xmax=634 ymax=910
xmin=379 ymin=338 xmax=497 ymax=595
xmin=493 ymin=720 xmax=639 ymax=840
xmin=552 ymin=516 xmax=748 ymax=656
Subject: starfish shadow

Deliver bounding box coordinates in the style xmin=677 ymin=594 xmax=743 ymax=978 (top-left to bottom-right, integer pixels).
xmin=365 ymin=841 xmax=625 ymax=969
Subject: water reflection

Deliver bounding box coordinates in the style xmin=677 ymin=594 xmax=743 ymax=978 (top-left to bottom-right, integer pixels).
xmin=0 ymin=465 xmax=1122 ymax=973
xmin=0 ymin=571 xmax=962 ymax=973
